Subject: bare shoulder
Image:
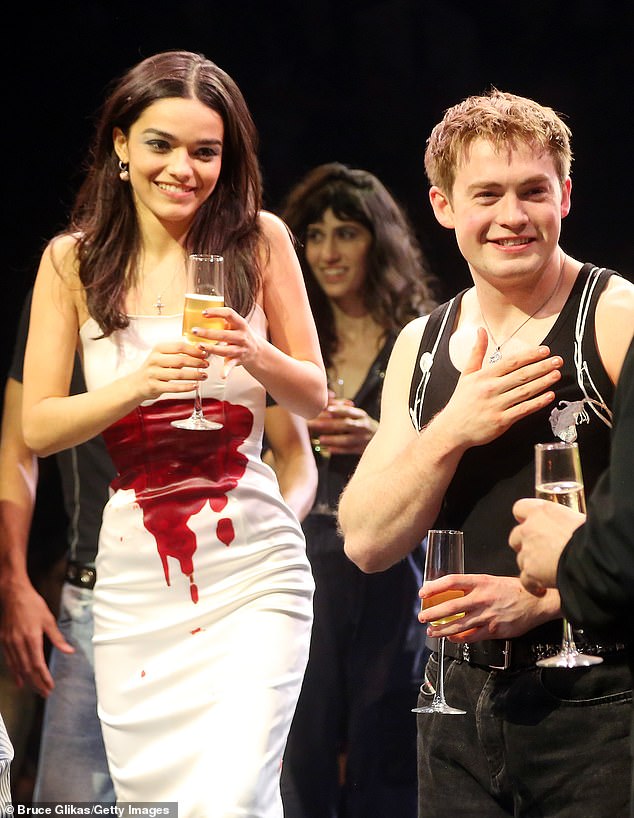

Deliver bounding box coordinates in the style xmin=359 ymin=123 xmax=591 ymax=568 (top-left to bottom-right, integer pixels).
xmin=33 ymin=233 xmax=85 ymax=325
xmin=257 ymin=211 xmax=298 ymax=277
xmin=381 ymin=315 xmax=430 ymax=415
xmin=43 ymin=233 xmax=80 ymax=277
xmin=258 ymin=210 xmax=293 ymax=247
xmin=601 ymin=271 xmax=634 ymax=301
xmin=353 ymin=316 xmax=427 ymax=476
xmin=596 ymin=273 xmax=634 ymax=384
xmin=394 ymin=315 xmax=429 ymax=357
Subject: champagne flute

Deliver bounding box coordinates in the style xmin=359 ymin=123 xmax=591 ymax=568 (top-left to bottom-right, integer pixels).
xmin=413 ymin=529 xmax=466 ymax=715
xmin=534 ymin=441 xmax=602 ymax=668
xmin=311 ymin=377 xmax=345 ymax=515
xmin=172 ymin=254 xmax=225 ymax=431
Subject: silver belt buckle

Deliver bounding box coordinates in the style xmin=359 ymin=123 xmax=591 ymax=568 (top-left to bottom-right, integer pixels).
xmin=489 ymin=640 xmax=512 ymax=671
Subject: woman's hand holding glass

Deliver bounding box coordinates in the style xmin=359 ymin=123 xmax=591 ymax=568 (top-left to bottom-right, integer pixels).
xmin=308 ymin=395 xmax=377 ymax=457
xmin=172 ymin=254 xmax=226 ymax=431
xmin=194 ymin=304 xmax=261 ymax=378
xmin=133 ymin=341 xmax=210 ymax=402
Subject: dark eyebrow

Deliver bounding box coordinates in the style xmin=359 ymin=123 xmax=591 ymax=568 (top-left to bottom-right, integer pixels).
xmin=141 ymin=128 xmax=222 ymax=146
xmin=466 ymin=174 xmax=552 ymax=193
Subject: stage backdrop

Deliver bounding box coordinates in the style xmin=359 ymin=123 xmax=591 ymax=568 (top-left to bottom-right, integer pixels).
xmin=3 ymin=0 xmax=632 ymax=383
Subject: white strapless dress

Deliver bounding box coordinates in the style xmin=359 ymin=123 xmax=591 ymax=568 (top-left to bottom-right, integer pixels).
xmin=80 ymin=307 xmax=314 ymax=817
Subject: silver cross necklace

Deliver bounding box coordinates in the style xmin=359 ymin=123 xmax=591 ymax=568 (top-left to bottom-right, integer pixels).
xmin=149 ymin=269 xmax=183 ymax=315
xmin=480 ymin=254 xmax=567 ymax=364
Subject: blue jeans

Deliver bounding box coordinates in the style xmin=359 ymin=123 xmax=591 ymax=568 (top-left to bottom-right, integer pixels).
xmin=33 ymin=583 xmax=115 ymax=803
xmin=417 ymin=653 xmax=632 ymax=817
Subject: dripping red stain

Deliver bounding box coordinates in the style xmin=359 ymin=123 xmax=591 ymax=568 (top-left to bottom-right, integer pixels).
xmin=217 ymin=517 xmax=234 ymax=547
xmin=103 ymin=397 xmax=253 ymax=603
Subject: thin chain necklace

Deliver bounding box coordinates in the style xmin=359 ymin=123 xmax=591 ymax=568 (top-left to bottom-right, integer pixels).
xmin=153 ymin=273 xmax=182 ymax=315
xmin=480 ymin=254 xmax=567 ymax=364
xmin=153 ymin=293 xmax=167 ymax=315
xmin=142 ymin=268 xmax=183 ymax=315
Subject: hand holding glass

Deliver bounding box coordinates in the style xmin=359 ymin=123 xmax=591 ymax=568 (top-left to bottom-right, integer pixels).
xmin=172 ymin=254 xmax=225 ymax=431
xmin=534 ymin=441 xmax=602 ymax=668
xmin=413 ymin=529 xmax=466 ymax=715
xmin=311 ymin=377 xmax=345 ymax=515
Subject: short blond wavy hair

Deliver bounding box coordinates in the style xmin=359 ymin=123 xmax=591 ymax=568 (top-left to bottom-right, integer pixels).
xmin=424 ymin=89 xmax=572 ymax=196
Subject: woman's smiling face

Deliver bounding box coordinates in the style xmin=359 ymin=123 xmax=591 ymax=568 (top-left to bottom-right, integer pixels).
xmin=114 ymin=96 xmax=224 ymax=232
xmin=304 ymin=208 xmax=373 ymax=310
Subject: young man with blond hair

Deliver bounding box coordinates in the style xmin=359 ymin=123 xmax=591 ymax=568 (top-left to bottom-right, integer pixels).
xmin=339 ymin=90 xmax=634 ymax=816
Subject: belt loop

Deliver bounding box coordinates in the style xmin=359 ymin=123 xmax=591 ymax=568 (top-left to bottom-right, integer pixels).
xmin=488 ymin=640 xmax=512 ymax=671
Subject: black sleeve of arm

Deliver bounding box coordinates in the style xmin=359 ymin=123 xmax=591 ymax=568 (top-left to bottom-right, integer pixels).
xmin=557 ymin=339 xmax=634 ymax=638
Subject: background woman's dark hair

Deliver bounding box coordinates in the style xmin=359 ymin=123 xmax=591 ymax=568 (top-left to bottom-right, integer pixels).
xmin=281 ymin=162 xmax=436 ymax=369
xmin=65 ymin=50 xmax=263 ymax=335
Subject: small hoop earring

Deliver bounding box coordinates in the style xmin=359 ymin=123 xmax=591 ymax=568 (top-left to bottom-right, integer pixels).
xmin=118 ymin=160 xmax=130 ymax=181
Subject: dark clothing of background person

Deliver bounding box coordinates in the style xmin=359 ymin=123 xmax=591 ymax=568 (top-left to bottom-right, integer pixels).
xmin=281 ymin=334 xmax=425 ymax=818
xmin=557 ymin=334 xmax=634 ymax=813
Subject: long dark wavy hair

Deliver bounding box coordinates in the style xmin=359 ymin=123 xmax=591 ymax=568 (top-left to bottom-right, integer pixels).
xmin=63 ymin=50 xmax=263 ymax=336
xmin=281 ymin=163 xmax=436 ymax=369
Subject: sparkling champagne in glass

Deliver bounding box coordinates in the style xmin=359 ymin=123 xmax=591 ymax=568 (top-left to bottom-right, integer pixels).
xmin=172 ymin=254 xmax=225 ymax=431
xmin=534 ymin=441 xmax=602 ymax=668
xmin=413 ymin=529 xmax=466 ymax=715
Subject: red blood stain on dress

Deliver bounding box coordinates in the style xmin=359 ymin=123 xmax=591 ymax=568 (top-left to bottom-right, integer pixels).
xmin=102 ymin=397 xmax=253 ymax=603
xmin=217 ymin=517 xmax=235 ymax=547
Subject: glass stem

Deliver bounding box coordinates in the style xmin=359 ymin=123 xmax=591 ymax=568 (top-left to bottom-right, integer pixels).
xmin=192 ymin=383 xmax=204 ymax=421
xmin=314 ymin=452 xmax=331 ymax=513
xmin=561 ymin=618 xmax=578 ymax=654
xmin=435 ymin=637 xmax=447 ymax=705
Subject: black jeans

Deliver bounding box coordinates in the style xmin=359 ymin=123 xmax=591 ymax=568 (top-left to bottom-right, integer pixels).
xmin=417 ymin=654 xmax=632 ymax=817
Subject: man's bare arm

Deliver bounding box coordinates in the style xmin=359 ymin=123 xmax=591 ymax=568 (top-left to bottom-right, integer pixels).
xmin=340 ymin=322 xmax=563 ymax=573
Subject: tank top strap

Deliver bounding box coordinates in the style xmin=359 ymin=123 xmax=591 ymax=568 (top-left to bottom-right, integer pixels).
xmin=409 ymin=293 xmax=463 ymax=432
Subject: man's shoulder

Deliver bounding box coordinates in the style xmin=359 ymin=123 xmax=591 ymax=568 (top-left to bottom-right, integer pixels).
xmin=596 ymin=271 xmax=634 ymax=317
xmin=593 ymin=270 xmax=634 ymax=384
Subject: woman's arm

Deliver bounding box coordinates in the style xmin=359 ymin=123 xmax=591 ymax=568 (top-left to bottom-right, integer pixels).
xmin=22 ymin=237 xmax=210 ymax=456
xmin=255 ymin=212 xmax=327 ymax=417
xmin=263 ymin=404 xmax=317 ymax=521
xmin=202 ymin=212 xmax=326 ymax=418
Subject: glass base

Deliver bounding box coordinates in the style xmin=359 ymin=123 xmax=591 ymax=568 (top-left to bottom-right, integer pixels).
xmin=412 ymin=701 xmax=466 ymax=715
xmin=536 ymin=651 xmax=603 ymax=668
xmin=171 ymin=416 xmax=222 ymax=431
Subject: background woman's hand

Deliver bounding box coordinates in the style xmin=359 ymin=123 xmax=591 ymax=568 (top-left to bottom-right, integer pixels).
xmin=308 ymin=394 xmax=378 ymax=456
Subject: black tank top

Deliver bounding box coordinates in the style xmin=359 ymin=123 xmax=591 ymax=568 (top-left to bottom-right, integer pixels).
xmin=408 ymin=264 xmax=616 ymax=583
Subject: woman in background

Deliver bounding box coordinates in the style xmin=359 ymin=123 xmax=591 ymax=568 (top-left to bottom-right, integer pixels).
xmin=22 ymin=51 xmax=326 ymax=816
xmin=280 ymin=163 xmax=436 ymax=818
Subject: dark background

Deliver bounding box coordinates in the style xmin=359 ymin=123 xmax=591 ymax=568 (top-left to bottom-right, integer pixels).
xmin=3 ymin=0 xmax=633 ymax=384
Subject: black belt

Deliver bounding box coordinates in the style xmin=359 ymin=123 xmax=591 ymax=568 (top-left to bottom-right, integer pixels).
xmin=443 ymin=637 xmax=627 ymax=672
xmin=65 ymin=561 xmax=96 ymax=590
